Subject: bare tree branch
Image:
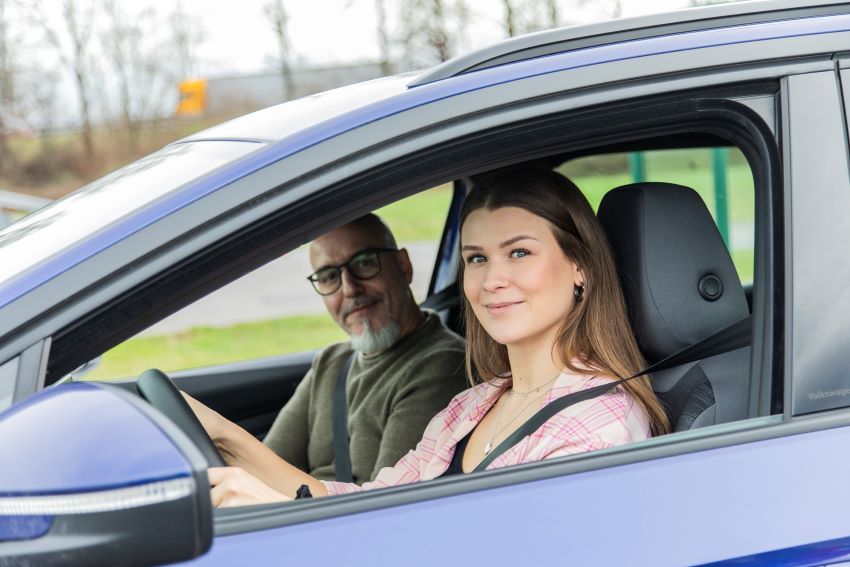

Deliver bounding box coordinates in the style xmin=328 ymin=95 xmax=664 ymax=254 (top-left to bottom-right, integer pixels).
xmin=375 ymin=0 xmax=393 ymax=74
xmin=0 ymin=0 xmax=17 ymax=171
xmin=264 ymin=0 xmax=295 ymax=101
xmin=26 ymin=0 xmax=98 ymax=161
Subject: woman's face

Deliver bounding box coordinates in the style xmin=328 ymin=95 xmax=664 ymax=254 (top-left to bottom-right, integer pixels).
xmin=461 ymin=206 xmax=584 ymax=350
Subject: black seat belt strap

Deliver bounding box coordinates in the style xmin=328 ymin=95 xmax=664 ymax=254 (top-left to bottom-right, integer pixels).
xmin=473 ymin=315 xmax=752 ymax=472
xmin=333 ymin=352 xmax=356 ymax=483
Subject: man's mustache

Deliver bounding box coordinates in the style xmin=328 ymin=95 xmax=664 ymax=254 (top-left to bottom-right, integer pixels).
xmin=340 ymin=295 xmax=382 ymax=320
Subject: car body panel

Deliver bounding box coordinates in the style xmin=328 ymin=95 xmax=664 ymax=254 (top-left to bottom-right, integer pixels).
xmin=195 ymin=420 xmax=850 ymax=566
xmin=786 ymin=70 xmax=850 ymax=415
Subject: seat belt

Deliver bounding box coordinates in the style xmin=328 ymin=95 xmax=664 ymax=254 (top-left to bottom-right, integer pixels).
xmin=332 ymin=352 xmax=357 ymax=482
xmin=473 ymin=314 xmax=752 ymax=472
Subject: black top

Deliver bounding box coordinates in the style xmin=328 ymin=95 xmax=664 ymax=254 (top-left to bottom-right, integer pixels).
xmin=440 ymin=429 xmax=474 ymax=477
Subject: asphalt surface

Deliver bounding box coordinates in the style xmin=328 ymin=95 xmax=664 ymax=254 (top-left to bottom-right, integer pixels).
xmin=142 ymin=242 xmax=438 ymax=336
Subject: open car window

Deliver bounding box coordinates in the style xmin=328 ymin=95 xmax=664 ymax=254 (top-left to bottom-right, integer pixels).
xmin=43 ymin=74 xmax=785 ymax=540
xmin=79 ymin=185 xmax=454 ymax=382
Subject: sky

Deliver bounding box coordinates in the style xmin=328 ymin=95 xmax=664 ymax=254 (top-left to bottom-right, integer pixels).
xmin=182 ymin=0 xmax=695 ymax=77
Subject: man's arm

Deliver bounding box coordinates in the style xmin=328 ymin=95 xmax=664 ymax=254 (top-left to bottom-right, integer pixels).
xmin=263 ymin=367 xmax=313 ymax=472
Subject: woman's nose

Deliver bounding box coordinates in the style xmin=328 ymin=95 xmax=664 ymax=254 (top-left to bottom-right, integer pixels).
xmin=481 ymin=261 xmax=509 ymax=292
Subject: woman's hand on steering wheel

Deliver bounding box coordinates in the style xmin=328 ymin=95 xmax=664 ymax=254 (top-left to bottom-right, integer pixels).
xmin=135 ymin=368 xmax=227 ymax=468
xmin=208 ymin=467 xmax=292 ymax=508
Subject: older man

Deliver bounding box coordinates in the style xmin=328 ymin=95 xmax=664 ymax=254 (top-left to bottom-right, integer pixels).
xmin=263 ymin=214 xmax=467 ymax=484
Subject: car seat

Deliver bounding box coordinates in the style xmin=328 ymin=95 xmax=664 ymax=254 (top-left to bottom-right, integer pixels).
xmin=597 ymin=182 xmax=751 ymax=431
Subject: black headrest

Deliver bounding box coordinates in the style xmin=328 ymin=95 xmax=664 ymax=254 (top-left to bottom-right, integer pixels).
xmin=597 ymin=182 xmax=748 ymax=362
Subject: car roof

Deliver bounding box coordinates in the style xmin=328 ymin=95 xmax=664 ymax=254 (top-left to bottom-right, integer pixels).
xmin=412 ymin=0 xmax=850 ymax=85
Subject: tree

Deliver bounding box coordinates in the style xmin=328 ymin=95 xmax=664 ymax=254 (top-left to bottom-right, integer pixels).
xmin=500 ymin=0 xmax=623 ymax=38
xmin=264 ymin=0 xmax=295 ymax=101
xmin=101 ymin=1 xmax=184 ymax=149
xmin=169 ymin=0 xmax=203 ymax=82
xmin=0 ymin=0 xmax=17 ymax=172
xmin=375 ymin=0 xmax=393 ymax=75
xmin=398 ymin=0 xmax=468 ymax=67
xmin=29 ymin=0 xmax=98 ymax=161
xmin=502 ymin=0 xmax=519 ymax=37
xmin=545 ymin=0 xmax=560 ymax=27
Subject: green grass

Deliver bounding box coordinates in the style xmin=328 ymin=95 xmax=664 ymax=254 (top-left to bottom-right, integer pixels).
xmin=86 ymin=149 xmax=757 ymax=381
xmin=375 ymin=184 xmax=453 ymax=242
xmin=567 ymin=164 xmax=754 ymax=222
xmin=84 ymin=314 xmax=347 ymax=381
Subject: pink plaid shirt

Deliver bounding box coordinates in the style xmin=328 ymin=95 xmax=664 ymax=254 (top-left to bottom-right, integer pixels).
xmin=322 ymin=368 xmax=651 ymax=496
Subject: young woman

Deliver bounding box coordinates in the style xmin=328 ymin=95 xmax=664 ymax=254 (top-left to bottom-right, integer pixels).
xmin=188 ymin=166 xmax=670 ymax=507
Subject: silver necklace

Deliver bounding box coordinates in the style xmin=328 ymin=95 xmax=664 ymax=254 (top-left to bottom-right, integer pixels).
xmin=509 ymin=373 xmax=559 ymax=397
xmin=482 ymin=380 xmax=556 ymax=457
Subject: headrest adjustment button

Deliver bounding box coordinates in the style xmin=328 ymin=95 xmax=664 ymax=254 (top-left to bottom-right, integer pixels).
xmin=698 ymin=274 xmax=723 ymax=302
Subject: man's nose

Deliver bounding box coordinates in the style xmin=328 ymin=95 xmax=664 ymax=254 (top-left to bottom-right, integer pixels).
xmin=340 ymin=267 xmax=364 ymax=296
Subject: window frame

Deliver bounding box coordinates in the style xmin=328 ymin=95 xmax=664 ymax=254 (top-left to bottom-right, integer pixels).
xmin=33 ymin=70 xmax=799 ymax=535
xmin=207 ymin=90 xmax=780 ymax=535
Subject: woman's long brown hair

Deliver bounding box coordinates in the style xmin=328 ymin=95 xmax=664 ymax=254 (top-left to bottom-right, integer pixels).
xmin=459 ymin=167 xmax=670 ymax=435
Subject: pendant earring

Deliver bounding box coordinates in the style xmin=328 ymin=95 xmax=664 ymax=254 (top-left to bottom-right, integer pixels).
xmin=574 ymin=282 xmax=586 ymax=301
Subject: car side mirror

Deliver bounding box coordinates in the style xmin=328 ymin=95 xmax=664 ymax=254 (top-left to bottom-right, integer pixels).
xmin=0 ymin=382 xmax=213 ymax=565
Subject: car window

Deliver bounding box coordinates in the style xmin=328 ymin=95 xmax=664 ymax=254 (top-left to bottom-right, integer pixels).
xmin=561 ymin=146 xmax=754 ymax=284
xmin=80 ymin=184 xmax=453 ymax=381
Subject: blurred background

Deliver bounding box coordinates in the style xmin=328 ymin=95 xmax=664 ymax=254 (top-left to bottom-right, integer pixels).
xmin=0 ymin=0 xmax=750 ymax=379
xmin=0 ymin=0 xmax=743 ymax=201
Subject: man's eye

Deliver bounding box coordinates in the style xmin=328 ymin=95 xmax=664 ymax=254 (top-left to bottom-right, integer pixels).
xmin=352 ymin=256 xmax=378 ymax=270
xmin=510 ymin=248 xmax=530 ymax=258
xmin=317 ymin=270 xmax=339 ymax=284
xmin=465 ymin=254 xmax=485 ymax=264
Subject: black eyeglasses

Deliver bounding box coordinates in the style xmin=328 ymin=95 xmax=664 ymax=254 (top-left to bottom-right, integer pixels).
xmin=307 ymin=248 xmax=397 ymax=295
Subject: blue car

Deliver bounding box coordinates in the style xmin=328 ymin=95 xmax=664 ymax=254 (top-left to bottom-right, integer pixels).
xmin=4 ymin=1 xmax=850 ymax=564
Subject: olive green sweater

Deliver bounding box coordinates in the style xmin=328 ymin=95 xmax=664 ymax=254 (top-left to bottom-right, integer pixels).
xmin=263 ymin=311 xmax=467 ymax=483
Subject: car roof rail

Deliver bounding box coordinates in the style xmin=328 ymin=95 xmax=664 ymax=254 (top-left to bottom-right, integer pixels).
xmin=409 ymin=0 xmax=850 ymax=87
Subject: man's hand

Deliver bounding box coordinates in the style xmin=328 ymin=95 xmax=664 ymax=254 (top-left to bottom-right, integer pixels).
xmin=208 ymin=467 xmax=292 ymax=508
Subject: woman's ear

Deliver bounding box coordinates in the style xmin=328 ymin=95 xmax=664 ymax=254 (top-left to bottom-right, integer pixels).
xmin=573 ymin=265 xmax=585 ymax=287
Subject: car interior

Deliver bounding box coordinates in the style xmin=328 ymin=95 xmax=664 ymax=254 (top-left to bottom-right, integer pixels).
xmin=89 ymin=143 xmax=756 ymax=429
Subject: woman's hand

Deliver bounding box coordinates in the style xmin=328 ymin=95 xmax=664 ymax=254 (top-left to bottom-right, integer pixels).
xmin=208 ymin=467 xmax=292 ymax=508
xmin=182 ymin=392 xmax=326 ymax=499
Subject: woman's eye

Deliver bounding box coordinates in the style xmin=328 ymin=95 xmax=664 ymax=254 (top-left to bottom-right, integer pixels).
xmin=465 ymin=254 xmax=485 ymax=264
xmin=510 ymin=248 xmax=530 ymax=258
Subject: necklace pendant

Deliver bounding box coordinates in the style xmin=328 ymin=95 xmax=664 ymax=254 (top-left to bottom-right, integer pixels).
xmin=483 ymin=440 xmax=493 ymax=456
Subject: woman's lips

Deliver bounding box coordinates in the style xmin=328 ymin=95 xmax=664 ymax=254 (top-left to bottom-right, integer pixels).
xmin=484 ymin=301 xmax=523 ymax=315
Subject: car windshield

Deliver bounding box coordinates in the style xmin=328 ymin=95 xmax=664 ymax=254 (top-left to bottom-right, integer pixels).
xmin=0 ymin=141 xmax=262 ymax=305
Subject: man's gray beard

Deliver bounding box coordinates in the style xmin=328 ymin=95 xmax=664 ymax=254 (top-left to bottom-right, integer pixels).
xmin=349 ymin=316 xmax=401 ymax=354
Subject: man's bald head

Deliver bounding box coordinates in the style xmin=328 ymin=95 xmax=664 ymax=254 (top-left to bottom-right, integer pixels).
xmin=341 ymin=214 xmax=397 ymax=249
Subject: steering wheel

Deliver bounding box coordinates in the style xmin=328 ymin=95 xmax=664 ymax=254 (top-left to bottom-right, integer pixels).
xmin=136 ymin=368 xmax=226 ymax=467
